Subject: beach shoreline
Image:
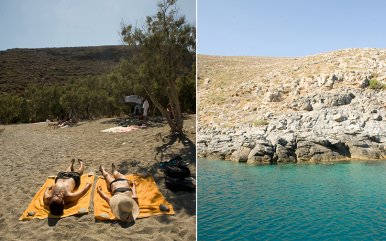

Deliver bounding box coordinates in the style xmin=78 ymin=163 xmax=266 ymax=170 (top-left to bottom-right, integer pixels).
xmin=199 ymin=156 xmax=386 ymax=164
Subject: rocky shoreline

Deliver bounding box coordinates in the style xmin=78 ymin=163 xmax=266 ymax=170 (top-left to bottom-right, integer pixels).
xmin=198 ymin=89 xmax=385 ymax=163
xmin=198 ymin=50 xmax=386 ymax=163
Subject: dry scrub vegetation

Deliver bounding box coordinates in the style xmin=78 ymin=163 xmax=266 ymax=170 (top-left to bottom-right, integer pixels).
xmin=198 ymin=48 xmax=386 ymax=128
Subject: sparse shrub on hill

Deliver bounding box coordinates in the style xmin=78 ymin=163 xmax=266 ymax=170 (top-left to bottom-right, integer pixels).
xmin=253 ymin=119 xmax=269 ymax=127
xmin=369 ymin=79 xmax=386 ymax=90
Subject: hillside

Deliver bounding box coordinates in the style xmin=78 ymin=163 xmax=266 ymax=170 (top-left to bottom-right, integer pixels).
xmin=0 ymin=45 xmax=133 ymax=94
xmin=198 ymin=48 xmax=386 ymax=162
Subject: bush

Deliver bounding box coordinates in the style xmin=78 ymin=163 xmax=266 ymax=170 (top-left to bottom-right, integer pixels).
xmin=0 ymin=73 xmax=131 ymax=123
xmin=253 ymin=119 xmax=269 ymax=126
xmin=369 ymin=79 xmax=386 ymax=90
xmin=0 ymin=94 xmax=26 ymax=123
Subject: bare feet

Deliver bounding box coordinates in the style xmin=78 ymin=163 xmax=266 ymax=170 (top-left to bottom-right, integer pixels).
xmin=97 ymin=186 xmax=103 ymax=194
xmin=99 ymin=165 xmax=105 ymax=174
xmin=111 ymin=163 xmax=116 ymax=173
xmin=70 ymin=159 xmax=75 ymax=171
xmin=78 ymin=159 xmax=83 ymax=164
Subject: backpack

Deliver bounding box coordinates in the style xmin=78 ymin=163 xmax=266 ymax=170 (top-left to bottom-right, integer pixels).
xmin=164 ymin=165 xmax=191 ymax=178
xmin=161 ymin=156 xmax=195 ymax=192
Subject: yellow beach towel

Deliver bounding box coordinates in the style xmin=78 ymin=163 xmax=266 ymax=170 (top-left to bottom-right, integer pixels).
xmin=19 ymin=174 xmax=95 ymax=221
xmin=94 ymin=174 xmax=175 ymax=220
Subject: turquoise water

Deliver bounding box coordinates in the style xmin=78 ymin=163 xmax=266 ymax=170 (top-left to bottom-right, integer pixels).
xmin=198 ymin=159 xmax=386 ymax=241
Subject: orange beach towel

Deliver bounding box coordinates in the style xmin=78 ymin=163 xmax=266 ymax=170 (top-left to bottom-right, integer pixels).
xmin=19 ymin=174 xmax=95 ymax=221
xmin=94 ymin=174 xmax=175 ymax=220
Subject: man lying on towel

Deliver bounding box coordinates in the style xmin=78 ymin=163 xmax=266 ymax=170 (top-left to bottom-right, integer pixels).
xmin=43 ymin=159 xmax=92 ymax=216
xmin=97 ymin=164 xmax=140 ymax=222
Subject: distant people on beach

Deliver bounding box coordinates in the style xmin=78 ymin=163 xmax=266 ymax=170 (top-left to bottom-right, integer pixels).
xmin=97 ymin=164 xmax=139 ymax=222
xmin=43 ymin=159 xmax=92 ymax=216
xmin=142 ymin=99 xmax=149 ymax=118
xmin=133 ymin=104 xmax=142 ymax=117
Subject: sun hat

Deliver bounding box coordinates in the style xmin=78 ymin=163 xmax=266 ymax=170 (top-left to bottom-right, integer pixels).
xmin=109 ymin=192 xmax=140 ymax=222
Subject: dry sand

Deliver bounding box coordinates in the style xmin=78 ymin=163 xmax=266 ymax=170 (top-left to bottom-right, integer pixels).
xmin=0 ymin=115 xmax=196 ymax=241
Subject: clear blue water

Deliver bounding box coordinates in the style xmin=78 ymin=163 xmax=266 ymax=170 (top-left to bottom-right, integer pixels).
xmin=198 ymin=159 xmax=386 ymax=241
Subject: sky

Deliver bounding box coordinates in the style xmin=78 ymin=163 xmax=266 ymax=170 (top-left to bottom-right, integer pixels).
xmin=0 ymin=0 xmax=196 ymax=51
xmin=198 ymin=0 xmax=386 ymax=57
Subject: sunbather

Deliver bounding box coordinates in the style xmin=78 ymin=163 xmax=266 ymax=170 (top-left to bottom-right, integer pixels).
xmin=97 ymin=164 xmax=139 ymax=222
xmin=43 ymin=159 xmax=92 ymax=215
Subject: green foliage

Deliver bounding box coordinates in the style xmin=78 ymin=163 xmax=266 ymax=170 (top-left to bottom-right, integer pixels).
xmin=369 ymin=79 xmax=386 ymax=90
xmin=0 ymin=94 xmax=26 ymax=123
xmin=253 ymin=119 xmax=269 ymax=127
xmin=0 ymin=73 xmax=135 ymax=124
xmin=120 ymin=0 xmax=195 ymax=132
xmin=177 ymin=73 xmax=196 ymax=113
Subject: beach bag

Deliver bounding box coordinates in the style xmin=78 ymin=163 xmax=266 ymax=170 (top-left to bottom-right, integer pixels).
xmin=161 ymin=156 xmax=195 ymax=192
xmin=165 ymin=176 xmax=196 ymax=192
xmin=164 ymin=165 xmax=191 ymax=178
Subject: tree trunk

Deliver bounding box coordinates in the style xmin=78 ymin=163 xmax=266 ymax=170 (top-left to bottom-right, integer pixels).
xmin=144 ymin=87 xmax=183 ymax=133
xmin=167 ymin=79 xmax=183 ymax=131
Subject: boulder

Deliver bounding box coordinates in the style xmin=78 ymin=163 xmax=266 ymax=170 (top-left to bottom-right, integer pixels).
xmin=247 ymin=142 xmax=275 ymax=164
xmin=333 ymin=113 xmax=346 ymax=122
xmin=302 ymin=102 xmax=313 ymax=111
xmin=359 ymin=78 xmax=369 ymax=88
xmin=231 ymin=146 xmax=251 ymax=162
xmin=265 ymin=91 xmax=282 ymax=102
xmin=275 ymin=144 xmax=297 ymax=163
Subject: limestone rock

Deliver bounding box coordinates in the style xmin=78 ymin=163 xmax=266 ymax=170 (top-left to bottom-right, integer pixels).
xmin=231 ymin=146 xmax=251 ymax=162
xmin=265 ymin=91 xmax=282 ymax=102
xmin=333 ymin=113 xmax=346 ymax=122
xmin=247 ymin=142 xmax=274 ymax=164
xmin=198 ymin=49 xmax=386 ymax=163
xmin=359 ymin=78 xmax=369 ymax=88
xmin=302 ymin=102 xmax=313 ymax=111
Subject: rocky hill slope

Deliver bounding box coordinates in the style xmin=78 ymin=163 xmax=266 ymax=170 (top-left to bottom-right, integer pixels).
xmin=0 ymin=45 xmax=133 ymax=94
xmin=198 ymin=48 xmax=386 ymax=163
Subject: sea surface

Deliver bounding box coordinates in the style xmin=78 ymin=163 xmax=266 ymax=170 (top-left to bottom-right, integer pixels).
xmin=198 ymin=159 xmax=386 ymax=241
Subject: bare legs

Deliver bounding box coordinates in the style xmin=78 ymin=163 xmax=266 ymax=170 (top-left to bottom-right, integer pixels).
xmin=77 ymin=159 xmax=84 ymax=175
xmin=66 ymin=159 xmax=84 ymax=175
xmin=100 ymin=165 xmax=115 ymax=190
xmin=99 ymin=163 xmax=137 ymax=201
xmin=66 ymin=159 xmax=75 ymax=172
xmin=112 ymin=163 xmax=126 ymax=179
xmin=100 ymin=164 xmax=130 ymax=191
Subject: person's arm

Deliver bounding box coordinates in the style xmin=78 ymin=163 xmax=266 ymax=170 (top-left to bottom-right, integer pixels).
xmin=68 ymin=183 xmax=92 ymax=203
xmin=43 ymin=185 xmax=53 ymax=205
xmin=97 ymin=186 xmax=110 ymax=203
xmin=132 ymin=182 xmax=139 ymax=205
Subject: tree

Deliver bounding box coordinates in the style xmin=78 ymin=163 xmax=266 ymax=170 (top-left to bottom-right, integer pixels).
xmin=120 ymin=0 xmax=196 ymax=133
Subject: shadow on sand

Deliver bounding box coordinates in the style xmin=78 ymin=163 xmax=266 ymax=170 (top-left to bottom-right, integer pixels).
xmin=111 ymin=131 xmax=196 ymax=223
xmin=100 ymin=116 xmax=165 ymax=128
xmin=154 ymin=132 xmax=196 ymax=167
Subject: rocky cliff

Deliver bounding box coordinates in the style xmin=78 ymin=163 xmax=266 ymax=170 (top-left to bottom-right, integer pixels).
xmin=197 ymin=49 xmax=386 ymax=163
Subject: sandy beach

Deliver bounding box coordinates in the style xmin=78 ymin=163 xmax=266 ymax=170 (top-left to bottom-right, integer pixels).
xmin=0 ymin=115 xmax=196 ymax=240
